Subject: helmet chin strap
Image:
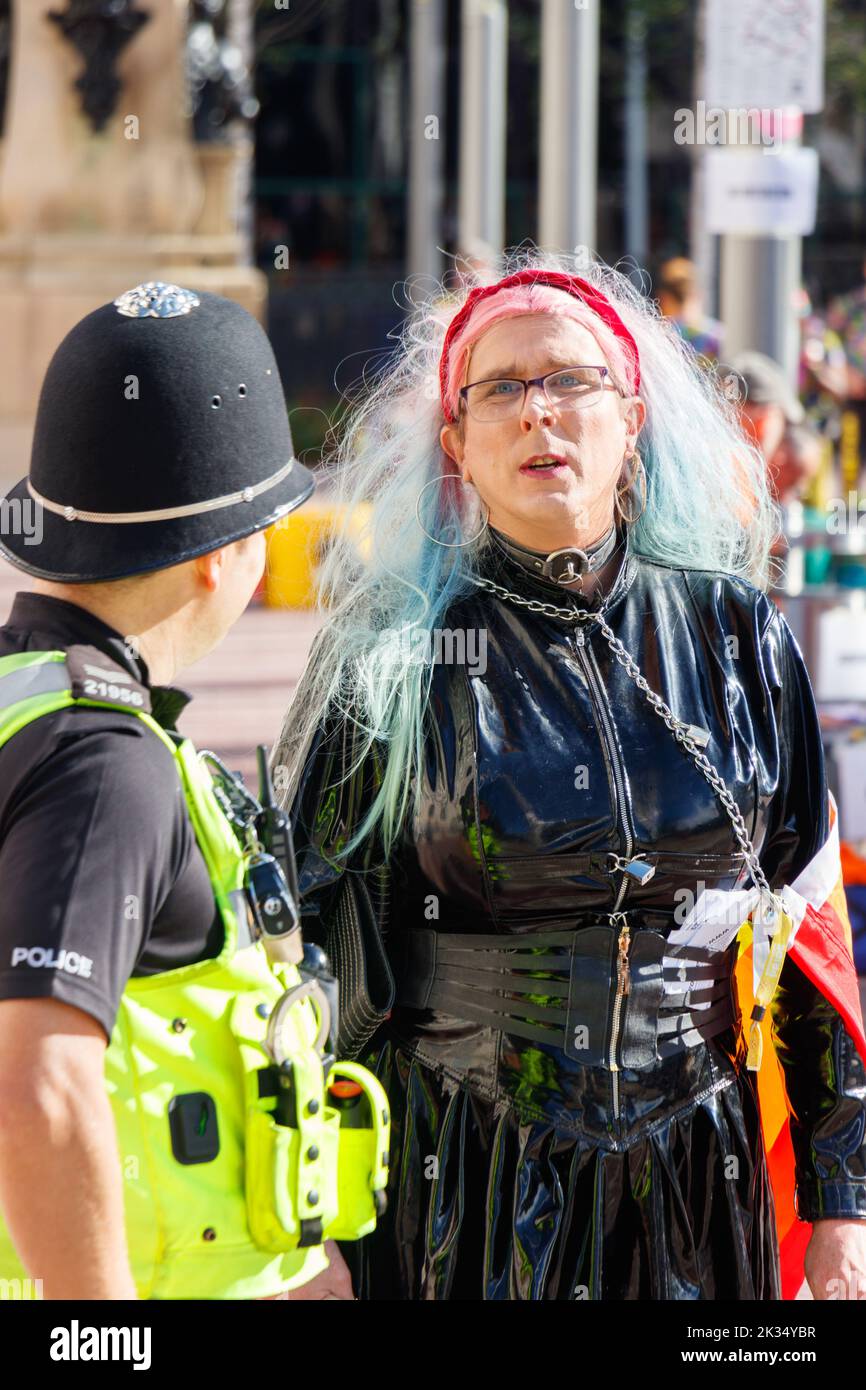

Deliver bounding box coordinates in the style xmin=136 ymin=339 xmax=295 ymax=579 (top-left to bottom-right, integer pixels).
xmin=489 ymin=520 xmax=619 ymax=588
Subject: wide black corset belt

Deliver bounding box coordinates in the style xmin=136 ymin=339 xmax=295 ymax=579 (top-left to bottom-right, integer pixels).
xmin=392 ymin=924 xmax=740 ymax=1070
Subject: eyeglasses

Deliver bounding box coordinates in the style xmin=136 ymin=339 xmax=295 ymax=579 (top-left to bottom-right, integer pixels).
xmin=459 ymin=365 xmax=623 ymax=422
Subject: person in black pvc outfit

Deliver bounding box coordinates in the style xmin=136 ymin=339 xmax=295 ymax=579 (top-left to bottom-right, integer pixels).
xmin=274 ymin=258 xmax=866 ymax=1301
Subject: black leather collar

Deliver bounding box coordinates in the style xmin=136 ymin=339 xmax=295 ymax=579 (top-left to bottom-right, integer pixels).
xmin=489 ymin=522 xmax=619 ymax=587
xmin=476 ymin=521 xmax=637 ymax=621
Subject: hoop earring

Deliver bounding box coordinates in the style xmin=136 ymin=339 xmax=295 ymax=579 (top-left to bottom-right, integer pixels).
xmin=614 ymin=451 xmax=647 ymax=526
xmin=414 ymin=473 xmax=490 ymax=547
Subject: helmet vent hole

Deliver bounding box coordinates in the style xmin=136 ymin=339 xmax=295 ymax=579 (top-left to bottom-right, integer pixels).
xmin=238 ymin=384 xmax=247 ymax=397
xmin=211 ymin=395 xmax=222 ymax=409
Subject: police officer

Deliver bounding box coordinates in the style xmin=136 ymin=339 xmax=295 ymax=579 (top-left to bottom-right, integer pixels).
xmin=0 ymin=282 xmax=387 ymax=1300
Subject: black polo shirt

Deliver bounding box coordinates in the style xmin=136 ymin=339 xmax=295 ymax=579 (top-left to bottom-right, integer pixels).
xmin=0 ymin=593 xmax=224 ymax=1039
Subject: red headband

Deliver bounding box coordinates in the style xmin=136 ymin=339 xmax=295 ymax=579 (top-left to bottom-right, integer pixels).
xmin=438 ymin=268 xmax=641 ymax=422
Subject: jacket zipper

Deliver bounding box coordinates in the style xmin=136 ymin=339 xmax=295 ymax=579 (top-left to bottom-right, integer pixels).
xmin=608 ymin=913 xmax=631 ymax=1119
xmin=606 ymin=911 xmax=633 ymax=1117
xmin=572 ymin=625 xmax=636 ymax=1121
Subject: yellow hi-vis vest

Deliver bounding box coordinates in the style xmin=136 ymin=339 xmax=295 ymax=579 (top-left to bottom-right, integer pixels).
xmin=0 ymin=650 xmax=390 ymax=1300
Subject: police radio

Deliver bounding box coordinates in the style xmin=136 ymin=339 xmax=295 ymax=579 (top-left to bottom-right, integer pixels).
xmin=245 ymin=847 xmax=302 ymax=963
xmin=198 ymin=746 xmax=303 ymax=964
xmin=243 ymin=746 xmax=303 ymax=965
xmin=254 ymin=745 xmax=300 ymax=904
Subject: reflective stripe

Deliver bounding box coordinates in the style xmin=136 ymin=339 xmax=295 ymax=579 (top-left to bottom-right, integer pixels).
xmin=0 ymin=660 xmax=69 ymax=710
xmin=0 ymin=657 xmax=259 ymax=948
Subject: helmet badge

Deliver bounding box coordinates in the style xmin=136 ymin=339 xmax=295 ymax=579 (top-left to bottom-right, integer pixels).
xmin=114 ymin=282 xmax=201 ymax=319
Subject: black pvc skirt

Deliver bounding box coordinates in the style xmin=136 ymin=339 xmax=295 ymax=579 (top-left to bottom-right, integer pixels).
xmin=342 ymin=1028 xmax=782 ymax=1301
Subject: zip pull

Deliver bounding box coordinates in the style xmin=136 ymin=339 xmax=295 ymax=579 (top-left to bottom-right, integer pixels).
xmin=574 ymin=626 xmax=585 ymax=647
xmin=612 ymin=914 xmax=631 ymax=996
xmin=617 ymin=927 xmax=631 ymax=996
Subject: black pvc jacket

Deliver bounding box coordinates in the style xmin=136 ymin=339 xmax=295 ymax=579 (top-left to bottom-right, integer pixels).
xmin=290 ymin=524 xmax=866 ymax=1299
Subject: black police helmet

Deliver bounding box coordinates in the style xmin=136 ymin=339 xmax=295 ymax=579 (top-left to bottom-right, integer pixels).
xmin=0 ymin=281 xmax=315 ymax=582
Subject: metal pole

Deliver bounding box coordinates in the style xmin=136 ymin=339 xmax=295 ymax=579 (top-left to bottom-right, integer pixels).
xmin=457 ymin=0 xmax=508 ymax=269
xmin=689 ymin=0 xmax=715 ymax=313
xmin=720 ymin=237 xmax=802 ymax=382
xmin=539 ymin=0 xmax=600 ymax=256
xmin=624 ymin=1 xmax=648 ymax=264
xmin=226 ymin=0 xmax=255 ymax=267
xmin=719 ymin=116 xmax=803 ymax=385
xmin=407 ymin=0 xmax=446 ymax=281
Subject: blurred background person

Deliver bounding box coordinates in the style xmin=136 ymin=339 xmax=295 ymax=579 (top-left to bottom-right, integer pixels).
xmin=795 ymin=287 xmax=847 ymax=438
xmin=826 ymin=257 xmax=866 ymax=405
xmin=725 ymin=350 xmax=822 ymax=506
xmin=655 ymin=256 xmax=724 ymax=364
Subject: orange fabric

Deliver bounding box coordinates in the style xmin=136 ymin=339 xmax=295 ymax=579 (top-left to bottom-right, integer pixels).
xmin=734 ymin=931 xmax=807 ymax=1299
xmin=841 ymin=840 xmax=866 ymax=887
xmin=734 ymin=879 xmax=866 ymax=1301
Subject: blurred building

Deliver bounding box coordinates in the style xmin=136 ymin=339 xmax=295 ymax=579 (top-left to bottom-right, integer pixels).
xmin=1 ymin=2 xmax=866 ymax=463
xmin=251 ymin=0 xmax=866 ymax=454
xmin=0 ymin=0 xmax=264 ymax=483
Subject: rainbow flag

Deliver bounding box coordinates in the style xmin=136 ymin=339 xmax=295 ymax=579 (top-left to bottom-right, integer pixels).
xmin=734 ymin=794 xmax=866 ymax=1299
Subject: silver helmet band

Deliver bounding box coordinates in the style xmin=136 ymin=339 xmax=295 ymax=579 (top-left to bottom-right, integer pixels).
xmin=26 ymin=457 xmax=297 ymax=525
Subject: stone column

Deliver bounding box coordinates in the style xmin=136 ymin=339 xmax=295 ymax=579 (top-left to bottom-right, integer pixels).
xmin=0 ymin=0 xmax=265 ymax=476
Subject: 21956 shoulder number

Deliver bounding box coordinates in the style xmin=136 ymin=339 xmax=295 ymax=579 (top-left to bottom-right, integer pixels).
xmin=82 ymin=677 xmax=144 ymax=707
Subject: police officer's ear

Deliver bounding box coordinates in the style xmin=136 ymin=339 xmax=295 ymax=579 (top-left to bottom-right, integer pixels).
xmin=193 ymin=533 xmax=265 ymax=594
xmin=194 ymin=546 xmax=230 ymax=594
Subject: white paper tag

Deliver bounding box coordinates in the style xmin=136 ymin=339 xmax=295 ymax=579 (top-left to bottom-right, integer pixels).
xmin=666 ymin=887 xmax=759 ymax=952
xmin=663 ymin=887 xmax=760 ymax=998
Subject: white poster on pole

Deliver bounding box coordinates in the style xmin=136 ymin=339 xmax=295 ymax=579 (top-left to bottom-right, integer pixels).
xmin=833 ymin=742 xmax=866 ymax=842
xmin=705 ymin=148 xmax=819 ymax=236
xmin=705 ymin=0 xmax=825 ymax=114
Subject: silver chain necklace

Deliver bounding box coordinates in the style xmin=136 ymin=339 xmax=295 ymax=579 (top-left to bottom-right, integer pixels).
xmin=471 ymin=572 xmax=779 ymax=906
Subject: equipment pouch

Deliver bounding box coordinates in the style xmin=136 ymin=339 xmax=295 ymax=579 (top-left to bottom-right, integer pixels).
xmin=322 ymin=1060 xmax=391 ymax=1241
xmin=230 ymin=991 xmax=340 ymax=1253
xmin=229 ymin=987 xmax=391 ymax=1251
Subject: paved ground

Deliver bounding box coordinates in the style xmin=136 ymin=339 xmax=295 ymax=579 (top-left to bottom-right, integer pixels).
xmin=0 ymin=556 xmax=324 ymax=787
